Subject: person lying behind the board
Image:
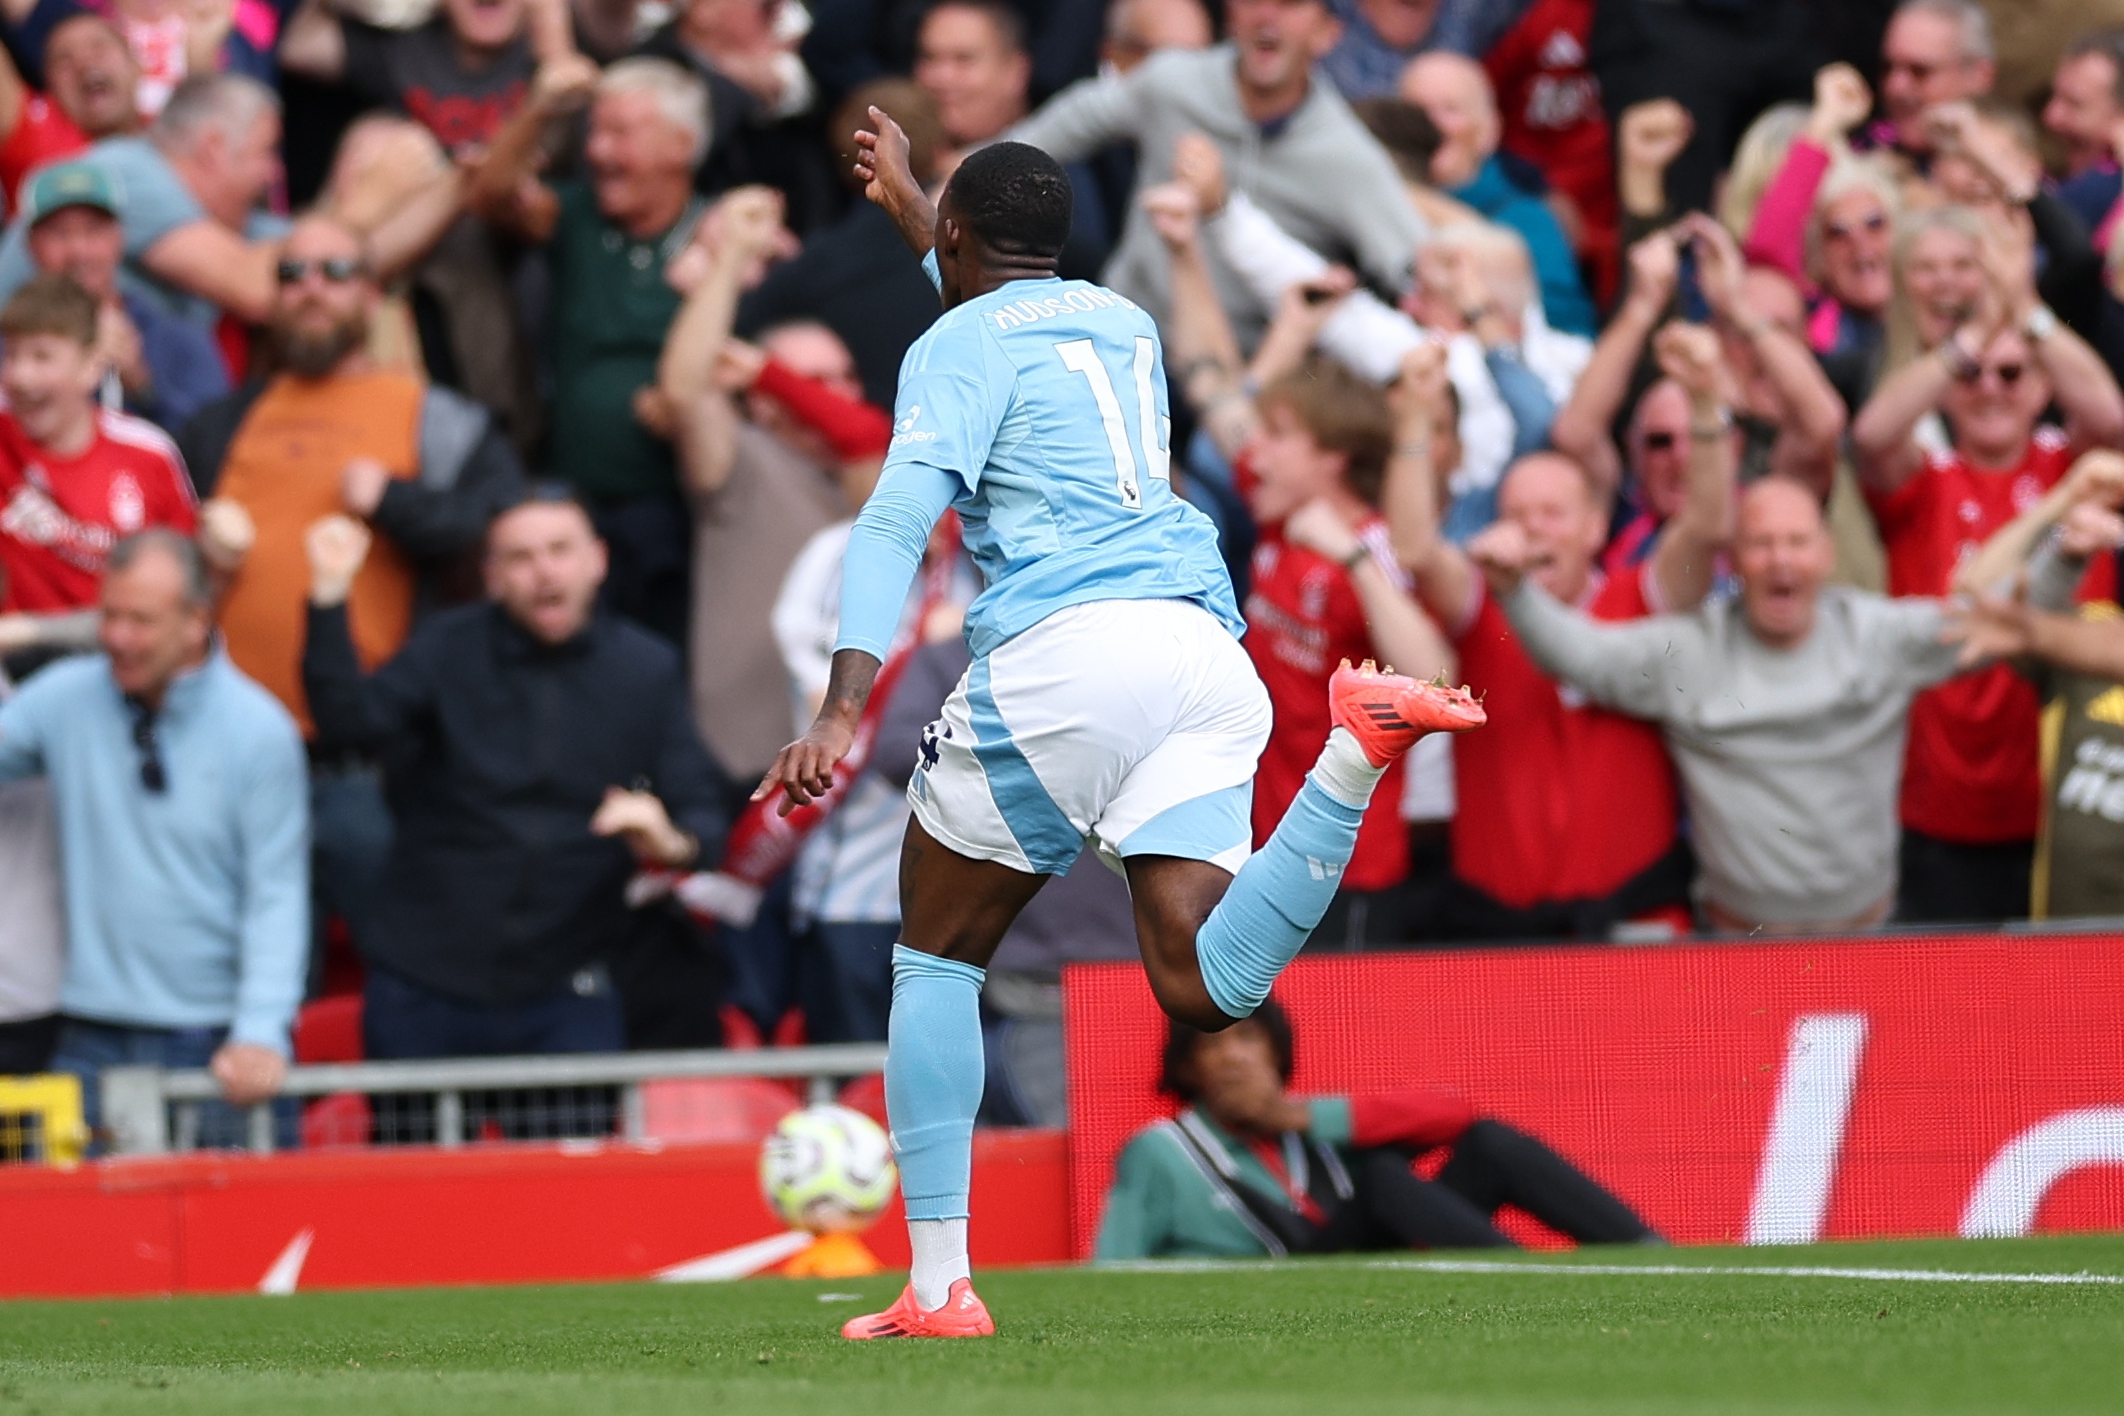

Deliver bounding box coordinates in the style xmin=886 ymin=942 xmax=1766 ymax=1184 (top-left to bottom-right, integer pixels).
xmin=1094 ymin=996 xmax=1662 ymax=1260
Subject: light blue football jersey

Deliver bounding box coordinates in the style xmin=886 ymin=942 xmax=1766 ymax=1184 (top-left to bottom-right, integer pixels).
xmin=886 ymin=272 xmax=1243 ymax=658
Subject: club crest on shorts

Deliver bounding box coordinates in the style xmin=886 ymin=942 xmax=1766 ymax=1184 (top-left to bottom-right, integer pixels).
xmin=919 ymin=721 xmax=951 ymax=772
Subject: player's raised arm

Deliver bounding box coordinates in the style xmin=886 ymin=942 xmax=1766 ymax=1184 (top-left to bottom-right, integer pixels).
xmin=854 ymin=107 xmax=941 ymax=260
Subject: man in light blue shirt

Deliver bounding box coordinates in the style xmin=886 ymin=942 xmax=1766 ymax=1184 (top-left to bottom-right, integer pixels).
xmin=0 ymin=530 xmax=307 ymax=1145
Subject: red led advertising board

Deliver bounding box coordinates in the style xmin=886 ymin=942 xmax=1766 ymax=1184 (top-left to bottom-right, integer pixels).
xmin=1063 ymin=933 xmax=2124 ymax=1256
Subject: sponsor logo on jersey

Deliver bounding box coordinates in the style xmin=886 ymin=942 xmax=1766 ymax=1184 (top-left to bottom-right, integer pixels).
xmin=2087 ymin=687 xmax=2124 ymax=729
xmin=2057 ymin=732 xmax=2124 ymax=820
xmin=891 ymin=403 xmax=937 ymax=446
xmin=110 ymin=473 xmax=144 ymax=533
xmin=1537 ymin=28 xmax=1584 ymax=68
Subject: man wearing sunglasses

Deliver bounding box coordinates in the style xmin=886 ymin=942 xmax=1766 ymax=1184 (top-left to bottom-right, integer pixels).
xmin=0 ymin=529 xmax=307 ymax=1147
xmin=1854 ymin=277 xmax=2124 ymax=925
xmin=177 ymin=212 xmax=526 ymax=1004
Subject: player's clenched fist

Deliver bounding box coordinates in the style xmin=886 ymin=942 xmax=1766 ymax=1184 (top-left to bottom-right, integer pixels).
xmin=305 ymin=514 xmax=373 ymax=607
xmin=853 ymin=106 xmax=936 ymax=254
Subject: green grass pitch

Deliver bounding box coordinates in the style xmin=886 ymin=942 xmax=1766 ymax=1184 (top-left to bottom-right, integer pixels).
xmin=3 ymin=1237 xmax=2122 ymax=1414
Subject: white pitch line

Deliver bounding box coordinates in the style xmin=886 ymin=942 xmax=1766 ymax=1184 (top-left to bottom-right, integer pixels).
xmin=1095 ymin=1258 xmax=2124 ymax=1286
xmin=1374 ymin=1260 xmax=2124 ymax=1286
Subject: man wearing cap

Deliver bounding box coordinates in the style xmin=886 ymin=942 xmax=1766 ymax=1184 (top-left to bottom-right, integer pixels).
xmin=0 ymin=73 xmax=468 ymax=341
xmin=20 ymin=161 xmax=228 ymax=434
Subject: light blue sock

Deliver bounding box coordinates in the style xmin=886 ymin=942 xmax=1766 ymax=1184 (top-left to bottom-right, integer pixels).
xmin=885 ymin=944 xmax=986 ymax=1222
xmin=1194 ymin=775 xmax=1366 ymax=1019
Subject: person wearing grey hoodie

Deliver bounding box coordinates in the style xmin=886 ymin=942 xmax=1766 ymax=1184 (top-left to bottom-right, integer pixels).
xmin=1008 ymin=0 xmax=1426 ymax=346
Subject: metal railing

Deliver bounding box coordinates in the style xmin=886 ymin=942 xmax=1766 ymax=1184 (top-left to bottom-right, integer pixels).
xmin=99 ymin=1043 xmax=889 ymax=1156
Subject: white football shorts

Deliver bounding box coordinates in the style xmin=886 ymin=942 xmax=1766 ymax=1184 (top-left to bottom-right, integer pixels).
xmin=907 ymin=597 xmax=1272 ymax=877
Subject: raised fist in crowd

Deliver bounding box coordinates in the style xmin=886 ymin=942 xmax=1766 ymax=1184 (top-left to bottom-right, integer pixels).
xmin=305 ymin=513 xmax=373 ymax=607
xmin=1653 ymin=320 xmax=1725 ymax=400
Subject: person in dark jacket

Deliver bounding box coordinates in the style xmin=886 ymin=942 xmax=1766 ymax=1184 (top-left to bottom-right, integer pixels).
xmin=300 ymin=487 xmax=729 ymax=1065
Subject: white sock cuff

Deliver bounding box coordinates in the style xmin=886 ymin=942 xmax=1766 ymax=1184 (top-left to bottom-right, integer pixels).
xmin=908 ymin=1217 xmax=970 ymax=1311
xmin=1307 ymin=726 xmax=1387 ymax=808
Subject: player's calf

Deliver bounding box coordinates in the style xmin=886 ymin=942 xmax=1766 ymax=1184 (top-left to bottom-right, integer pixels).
xmin=1194 ymin=662 xmax=1483 ymax=1020
xmin=1127 ymin=855 xmax=1251 ymax=1031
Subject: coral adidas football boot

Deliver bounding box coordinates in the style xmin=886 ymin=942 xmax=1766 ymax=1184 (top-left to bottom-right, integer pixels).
xmin=840 ymin=1279 xmax=996 ymax=1340
xmin=1327 ymin=659 xmax=1486 ymax=767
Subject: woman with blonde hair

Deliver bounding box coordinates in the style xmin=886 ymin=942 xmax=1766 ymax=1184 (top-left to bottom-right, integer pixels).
xmin=1718 ymin=103 xmax=1810 ymax=240
xmin=1880 ymin=204 xmax=1989 ymax=389
xmin=1738 ymin=65 xmax=1896 ymax=390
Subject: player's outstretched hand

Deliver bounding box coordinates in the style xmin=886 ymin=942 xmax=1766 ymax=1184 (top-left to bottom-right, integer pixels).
xmin=753 ymin=717 xmax=857 ymax=816
xmin=853 ymin=106 xmax=939 ymax=257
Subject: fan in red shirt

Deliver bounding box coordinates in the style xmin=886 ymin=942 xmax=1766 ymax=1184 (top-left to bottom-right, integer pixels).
xmin=1854 ymin=306 xmax=2124 ymax=923
xmin=1480 ymin=0 xmax=1616 ymax=300
xmin=0 ymin=15 xmax=146 ymax=218
xmin=1383 ymin=327 xmax=1737 ymax=940
xmin=0 ymin=274 xmax=195 ymax=652
xmin=1240 ymin=356 xmax=1455 ymax=946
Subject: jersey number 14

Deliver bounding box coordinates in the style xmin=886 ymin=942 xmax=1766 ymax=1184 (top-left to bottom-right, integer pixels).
xmin=1056 ymin=336 xmax=1171 ymax=511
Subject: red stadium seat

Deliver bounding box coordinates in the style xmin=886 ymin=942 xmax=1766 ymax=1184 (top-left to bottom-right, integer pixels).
xmin=639 ymin=1077 xmax=802 ymax=1144
xmin=293 ymin=996 xmax=370 ymax=1148
xmin=301 ymin=1093 xmax=372 ymax=1149
xmin=293 ymin=995 xmax=364 ymax=1065
xmin=836 ymin=1074 xmax=888 ymax=1128
xmin=717 ymin=1006 xmax=811 ymax=1051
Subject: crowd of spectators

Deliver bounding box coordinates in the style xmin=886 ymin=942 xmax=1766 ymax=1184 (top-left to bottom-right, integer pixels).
xmin=2 ymin=0 xmax=2124 ymax=1147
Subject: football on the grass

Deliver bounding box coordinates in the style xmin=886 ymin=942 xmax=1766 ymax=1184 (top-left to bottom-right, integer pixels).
xmin=760 ymin=1104 xmax=898 ymax=1233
